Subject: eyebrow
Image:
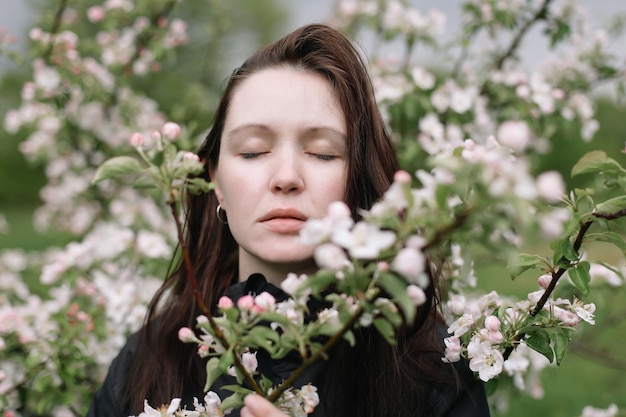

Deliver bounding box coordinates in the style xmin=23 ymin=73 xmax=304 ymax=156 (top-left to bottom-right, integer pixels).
xmin=225 ymin=123 xmax=346 ymax=141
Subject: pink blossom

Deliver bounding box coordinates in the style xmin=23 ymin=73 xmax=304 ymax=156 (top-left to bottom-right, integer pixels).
xmin=161 ymin=122 xmax=181 ymax=140
xmin=182 ymin=151 xmax=200 ymax=162
xmin=314 ymin=243 xmax=348 ymax=271
xmin=553 ymin=306 xmax=579 ymax=326
xmin=537 ymin=274 xmax=552 ymax=289
xmin=241 ymin=351 xmax=258 ymax=373
xmin=407 ymin=284 xmax=426 ymax=306
xmin=130 ymin=132 xmax=144 ymax=147
xmin=254 ymin=292 xmax=276 ymax=312
xmin=377 ymin=261 xmax=389 ymax=271
xmin=393 ymin=170 xmax=411 ymax=184
xmin=496 ymin=120 xmax=531 ymax=152
xmin=217 ymin=296 xmax=234 ymax=309
xmin=536 ymin=171 xmax=565 ymax=203
xmin=332 ymin=222 xmax=396 ymax=259
xmin=484 ymin=315 xmax=501 ymax=332
xmin=178 ymin=327 xmax=196 ymax=343
xmin=392 ymin=247 xmax=427 ymax=287
xmin=87 ymin=6 xmax=106 ymax=22
xmin=468 ymin=341 xmax=504 ymax=381
xmin=237 ymin=295 xmax=255 ymax=310
xmin=442 ymin=336 xmax=462 ymax=363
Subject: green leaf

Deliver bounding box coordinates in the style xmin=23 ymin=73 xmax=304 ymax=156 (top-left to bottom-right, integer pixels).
xmin=586 ymin=232 xmax=626 ymax=251
xmin=204 ymin=357 xmax=222 ymax=391
xmin=220 ymin=392 xmax=245 ymax=412
xmin=571 ymin=151 xmax=624 ymax=177
xmin=507 ymin=253 xmax=546 ymax=278
xmin=377 ymin=272 xmax=415 ymax=323
xmin=343 ymin=329 xmax=356 ymax=346
xmin=526 ymin=331 xmax=554 ymax=363
xmin=132 ymin=176 xmax=158 ymax=189
xmin=569 ymin=261 xmax=591 ymax=295
xmin=91 ymin=156 xmax=142 ymax=184
xmin=551 ymin=238 xmax=578 ymax=266
xmin=221 ymin=384 xmax=255 ymax=395
xmin=596 ymin=196 xmax=626 ymax=216
xmin=551 ymin=328 xmax=570 ymax=366
xmin=186 ymin=177 xmax=215 ymax=193
xmin=373 ymin=317 xmax=397 ymax=345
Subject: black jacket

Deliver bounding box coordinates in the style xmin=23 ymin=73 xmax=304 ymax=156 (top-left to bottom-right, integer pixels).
xmin=87 ymin=275 xmax=490 ymax=417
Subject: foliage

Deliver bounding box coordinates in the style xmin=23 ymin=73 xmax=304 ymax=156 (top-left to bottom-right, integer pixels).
xmin=1 ymin=0 xmax=626 ymax=417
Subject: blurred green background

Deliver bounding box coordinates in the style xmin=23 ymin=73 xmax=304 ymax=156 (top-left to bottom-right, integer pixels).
xmin=0 ymin=0 xmax=625 ymax=415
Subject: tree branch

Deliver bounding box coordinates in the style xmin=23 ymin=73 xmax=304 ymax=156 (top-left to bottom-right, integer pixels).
xmin=168 ymin=200 xmax=263 ymax=395
xmin=43 ymin=0 xmax=68 ymax=64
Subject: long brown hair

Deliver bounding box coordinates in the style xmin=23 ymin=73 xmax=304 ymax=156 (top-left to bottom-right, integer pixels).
xmin=126 ymin=24 xmax=451 ymax=415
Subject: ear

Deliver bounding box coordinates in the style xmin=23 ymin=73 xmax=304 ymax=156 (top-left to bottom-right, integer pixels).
xmin=209 ymin=166 xmax=225 ymax=206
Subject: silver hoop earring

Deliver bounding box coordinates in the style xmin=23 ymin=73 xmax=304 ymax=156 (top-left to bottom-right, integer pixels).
xmin=216 ymin=204 xmax=228 ymax=224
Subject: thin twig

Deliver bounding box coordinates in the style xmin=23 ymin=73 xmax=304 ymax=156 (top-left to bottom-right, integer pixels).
xmin=266 ymin=292 xmax=374 ymax=403
xmin=492 ymin=0 xmax=553 ymax=71
xmin=503 ymin=207 xmax=626 ymax=360
xmin=479 ymin=0 xmax=553 ymax=95
xmin=123 ymin=0 xmax=179 ymax=75
xmin=43 ymin=0 xmax=68 ymax=64
xmin=168 ymin=200 xmax=263 ymax=395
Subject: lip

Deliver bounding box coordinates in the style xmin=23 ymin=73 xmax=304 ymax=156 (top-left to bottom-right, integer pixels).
xmin=259 ymin=208 xmax=308 ymax=234
xmin=258 ymin=208 xmax=308 ymax=222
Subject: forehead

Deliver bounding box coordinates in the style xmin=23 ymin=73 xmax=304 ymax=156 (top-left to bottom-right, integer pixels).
xmin=223 ymin=67 xmax=346 ymax=135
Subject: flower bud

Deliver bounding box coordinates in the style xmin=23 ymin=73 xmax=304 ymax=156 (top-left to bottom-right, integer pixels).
xmin=241 ymin=352 xmax=258 ymax=373
xmin=254 ymin=291 xmax=276 ymax=312
xmin=237 ymin=295 xmax=255 ymax=310
xmin=393 ymin=170 xmax=411 ymax=184
xmin=537 ymin=274 xmax=552 ymax=289
xmin=217 ymin=296 xmax=234 ymax=309
xmin=130 ymin=132 xmax=144 ymax=147
xmin=178 ymin=327 xmax=196 ymax=343
xmin=161 ymin=122 xmax=181 ymax=140
xmin=87 ymin=6 xmax=106 ymax=22
xmin=484 ymin=315 xmax=501 ymax=332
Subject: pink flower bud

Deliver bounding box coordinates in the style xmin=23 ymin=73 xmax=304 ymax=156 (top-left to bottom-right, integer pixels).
xmin=130 ymin=132 xmax=144 ymax=147
xmin=237 ymin=295 xmax=255 ymax=310
xmin=536 ymin=171 xmax=565 ymax=203
xmin=241 ymin=351 xmax=258 ymax=373
xmin=394 ymin=170 xmax=411 ymax=184
xmin=377 ymin=261 xmax=389 ymax=271
xmin=197 ymin=344 xmax=210 ymax=357
xmin=484 ymin=315 xmax=501 ymax=332
xmin=218 ymin=296 xmax=234 ymax=309
xmin=537 ymin=274 xmax=552 ymax=289
xmin=178 ymin=327 xmax=196 ymax=343
xmin=87 ymin=6 xmax=106 ymax=22
xmin=183 ymin=151 xmax=200 ymax=162
xmin=150 ymin=130 xmax=162 ymax=142
xmin=496 ymin=120 xmax=531 ymax=152
xmin=161 ymin=122 xmax=181 ymax=140
xmin=407 ymin=284 xmax=426 ymax=306
xmin=254 ymin=291 xmax=276 ymax=312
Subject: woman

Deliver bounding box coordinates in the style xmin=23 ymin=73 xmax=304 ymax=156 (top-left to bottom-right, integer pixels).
xmin=88 ymin=24 xmax=489 ymax=417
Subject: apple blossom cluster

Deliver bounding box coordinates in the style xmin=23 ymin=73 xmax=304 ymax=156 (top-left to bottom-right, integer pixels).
xmin=333 ymin=0 xmax=625 ymax=182
xmin=1 ymin=0 xmax=625 ymax=416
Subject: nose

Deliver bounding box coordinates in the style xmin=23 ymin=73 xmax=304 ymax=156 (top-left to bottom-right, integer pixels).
xmin=269 ymin=148 xmax=304 ymax=194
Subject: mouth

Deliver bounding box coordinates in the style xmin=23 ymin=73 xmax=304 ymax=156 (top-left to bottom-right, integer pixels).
xmin=259 ymin=208 xmax=308 ymax=222
xmin=259 ymin=208 xmax=308 ymax=234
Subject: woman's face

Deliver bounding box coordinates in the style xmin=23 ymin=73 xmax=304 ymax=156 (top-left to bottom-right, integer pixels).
xmin=212 ymin=67 xmax=347 ymax=283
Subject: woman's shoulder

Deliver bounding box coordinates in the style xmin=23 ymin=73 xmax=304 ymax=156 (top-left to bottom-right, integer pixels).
xmin=86 ymin=332 xmax=140 ymax=417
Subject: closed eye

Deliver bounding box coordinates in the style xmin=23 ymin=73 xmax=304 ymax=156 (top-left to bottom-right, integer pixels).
xmin=310 ymin=153 xmax=337 ymax=161
xmin=240 ymin=152 xmax=265 ymax=159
